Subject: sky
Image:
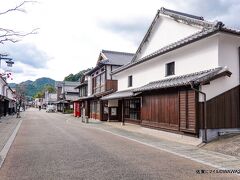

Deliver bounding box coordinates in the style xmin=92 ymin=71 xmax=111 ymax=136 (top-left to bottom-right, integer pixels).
xmin=0 ymin=0 xmax=240 ymax=83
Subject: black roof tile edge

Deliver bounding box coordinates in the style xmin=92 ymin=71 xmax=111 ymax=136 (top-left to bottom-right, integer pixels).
xmin=102 ymin=49 xmax=135 ymax=56
xmin=133 ymin=67 xmax=223 ymax=92
xmin=130 ymin=7 xmax=217 ymax=63
xmin=112 ymin=27 xmax=220 ymax=75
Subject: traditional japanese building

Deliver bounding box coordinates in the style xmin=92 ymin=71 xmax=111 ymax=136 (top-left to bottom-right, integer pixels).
xmin=84 ymin=50 xmax=134 ymax=121
xmin=56 ymin=81 xmax=79 ymax=113
xmin=74 ymin=75 xmax=88 ymax=117
xmin=0 ymin=76 xmax=16 ymax=116
xmin=102 ymin=7 xmax=240 ymax=142
xmin=44 ymin=91 xmax=57 ymax=105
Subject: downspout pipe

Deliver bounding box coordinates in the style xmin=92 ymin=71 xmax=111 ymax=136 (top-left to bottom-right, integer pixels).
xmin=238 ymin=47 xmax=240 ymax=84
xmin=189 ymin=82 xmax=208 ymax=143
xmin=121 ymin=98 xmax=125 ymax=126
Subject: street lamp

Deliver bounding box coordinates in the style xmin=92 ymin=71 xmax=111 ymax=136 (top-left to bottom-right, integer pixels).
xmin=0 ymin=54 xmax=14 ymax=80
xmin=0 ymin=54 xmax=14 ymax=68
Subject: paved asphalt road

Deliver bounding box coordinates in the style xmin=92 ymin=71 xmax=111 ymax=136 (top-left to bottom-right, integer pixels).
xmin=0 ymin=109 xmax=238 ymax=180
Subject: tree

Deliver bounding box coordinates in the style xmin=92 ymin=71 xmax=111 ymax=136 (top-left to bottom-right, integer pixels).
xmin=0 ymin=1 xmax=38 ymax=44
xmin=15 ymin=83 xmax=26 ymax=110
xmin=33 ymin=91 xmax=44 ymax=98
xmin=43 ymin=85 xmax=56 ymax=93
xmin=33 ymin=84 xmax=56 ymax=98
xmin=64 ymin=68 xmax=92 ymax=81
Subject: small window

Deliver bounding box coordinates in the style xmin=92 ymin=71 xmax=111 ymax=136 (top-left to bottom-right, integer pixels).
xmin=128 ymin=75 xmax=132 ymax=87
xmin=166 ymin=62 xmax=175 ymax=76
xmin=111 ymin=107 xmax=117 ymax=116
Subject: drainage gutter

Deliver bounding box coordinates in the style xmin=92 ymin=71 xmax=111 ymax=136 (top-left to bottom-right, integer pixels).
xmin=189 ymin=82 xmax=207 ymax=143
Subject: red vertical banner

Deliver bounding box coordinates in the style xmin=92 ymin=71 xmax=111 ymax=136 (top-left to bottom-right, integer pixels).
xmin=74 ymin=102 xmax=80 ymax=117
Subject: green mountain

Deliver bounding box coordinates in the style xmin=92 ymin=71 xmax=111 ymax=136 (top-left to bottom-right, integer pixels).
xmin=10 ymin=77 xmax=56 ymax=97
xmin=64 ymin=68 xmax=92 ymax=81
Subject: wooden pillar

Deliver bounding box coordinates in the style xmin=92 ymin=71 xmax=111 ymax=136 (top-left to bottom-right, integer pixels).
xmin=121 ymin=99 xmax=125 ymax=126
xmin=108 ymin=107 xmax=110 ymax=122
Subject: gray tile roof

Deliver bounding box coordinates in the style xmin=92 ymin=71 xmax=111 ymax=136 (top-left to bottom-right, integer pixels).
xmin=76 ymin=95 xmax=94 ymax=101
xmin=65 ymin=94 xmax=79 ymax=101
xmin=112 ymin=8 xmax=240 ymax=75
xmin=111 ymin=27 xmax=219 ymax=75
xmin=101 ymin=50 xmax=134 ymax=66
xmin=64 ymin=86 xmax=79 ymax=93
xmin=63 ymin=81 xmax=80 ymax=86
xmin=101 ymin=89 xmax=141 ymax=100
xmin=161 ymin=7 xmax=204 ymax=21
xmin=112 ymin=23 xmax=240 ymax=75
xmin=133 ymin=67 xmax=231 ymax=92
xmin=56 ymin=81 xmax=80 ymax=91
xmin=159 ymin=7 xmax=215 ymax=29
xmin=130 ymin=7 xmax=217 ymax=64
xmin=85 ymin=50 xmax=134 ymax=75
xmin=56 ymin=81 xmax=80 ymax=93
xmin=75 ymin=81 xmax=87 ymax=89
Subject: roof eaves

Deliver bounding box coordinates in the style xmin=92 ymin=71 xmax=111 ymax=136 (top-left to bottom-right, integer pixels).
xmin=161 ymin=7 xmax=204 ymax=20
xmin=132 ymin=67 xmax=231 ymax=92
xmin=112 ymin=27 xmax=220 ymax=75
xmin=131 ymin=8 xmax=216 ymax=63
xmin=101 ymin=89 xmax=141 ymax=100
xmin=159 ymin=7 xmax=216 ymax=29
xmin=102 ymin=49 xmax=135 ymax=56
xmin=193 ymin=67 xmax=232 ymax=85
xmin=74 ymin=82 xmax=87 ymax=89
xmin=84 ymin=63 xmax=104 ymax=75
xmin=131 ymin=9 xmax=161 ymax=62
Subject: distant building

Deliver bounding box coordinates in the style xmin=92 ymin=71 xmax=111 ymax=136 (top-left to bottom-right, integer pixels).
xmin=0 ymin=76 xmax=16 ymax=116
xmin=44 ymin=91 xmax=57 ymax=105
xmin=81 ymin=49 xmax=134 ymax=121
xmin=55 ymin=81 xmax=79 ymax=113
xmin=34 ymin=98 xmax=43 ymax=108
xmin=73 ymin=75 xmax=88 ymax=117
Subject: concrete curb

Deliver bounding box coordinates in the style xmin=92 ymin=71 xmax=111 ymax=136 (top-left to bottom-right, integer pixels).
xmin=0 ymin=118 xmax=23 ymax=168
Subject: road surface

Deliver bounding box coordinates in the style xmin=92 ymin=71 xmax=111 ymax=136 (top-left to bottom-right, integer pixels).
xmin=0 ymin=108 xmax=238 ymax=180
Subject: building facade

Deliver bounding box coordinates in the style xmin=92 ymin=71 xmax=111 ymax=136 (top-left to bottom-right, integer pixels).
xmin=0 ymin=76 xmax=16 ymax=116
xmin=102 ymin=8 xmax=240 ymax=142
xmin=84 ymin=50 xmax=134 ymax=121
xmin=56 ymin=81 xmax=79 ymax=112
xmin=74 ymin=76 xmax=88 ymax=117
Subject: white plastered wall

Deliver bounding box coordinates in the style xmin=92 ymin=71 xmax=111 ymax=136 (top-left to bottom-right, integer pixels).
xmin=7 ymin=89 xmax=14 ymax=100
xmin=201 ymin=33 xmax=240 ymax=101
xmin=0 ymin=79 xmax=4 ymax=96
xmin=115 ymin=35 xmax=219 ymax=91
xmin=87 ymin=76 xmax=92 ymax=96
xmin=137 ymin=15 xmax=202 ymax=60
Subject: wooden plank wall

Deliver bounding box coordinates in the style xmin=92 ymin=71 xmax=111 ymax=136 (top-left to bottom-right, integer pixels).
xmin=89 ymin=100 xmax=101 ymax=120
xmin=179 ymin=89 xmax=197 ymax=134
xmin=0 ymin=101 xmax=4 ymax=116
xmin=141 ymin=90 xmax=179 ymax=131
xmin=199 ymin=85 xmax=240 ymax=129
xmin=85 ymin=100 xmax=90 ymax=117
xmin=106 ymin=80 xmax=118 ymax=92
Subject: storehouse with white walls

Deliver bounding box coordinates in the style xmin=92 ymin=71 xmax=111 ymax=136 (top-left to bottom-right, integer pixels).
xmin=102 ymin=7 xmax=240 ymax=142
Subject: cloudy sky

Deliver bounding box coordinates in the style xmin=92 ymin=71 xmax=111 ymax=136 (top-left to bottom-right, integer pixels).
xmin=0 ymin=0 xmax=240 ymax=83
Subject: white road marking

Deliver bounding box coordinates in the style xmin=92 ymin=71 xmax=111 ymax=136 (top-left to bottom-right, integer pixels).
xmin=0 ymin=119 xmax=23 ymax=168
